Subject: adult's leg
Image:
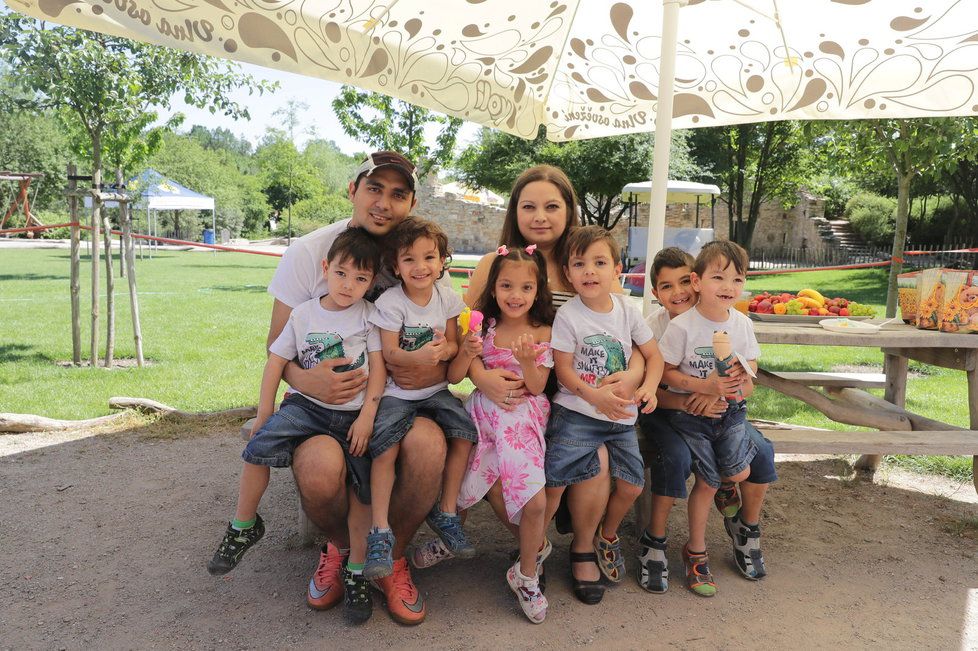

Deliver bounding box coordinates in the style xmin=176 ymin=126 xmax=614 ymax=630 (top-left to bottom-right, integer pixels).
xmin=389 ymin=416 xmax=447 ymax=558
xmin=567 ymin=446 xmax=611 ymax=583
xmin=292 ymin=435 xmax=349 ymax=544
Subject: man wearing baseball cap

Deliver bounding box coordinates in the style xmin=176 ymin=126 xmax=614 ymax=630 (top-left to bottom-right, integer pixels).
xmin=264 ymin=150 xmax=444 ymax=625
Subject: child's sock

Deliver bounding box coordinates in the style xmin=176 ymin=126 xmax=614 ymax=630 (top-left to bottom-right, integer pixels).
xmin=346 ymin=562 xmax=365 ymax=576
xmin=231 ymin=517 xmax=256 ymax=531
xmin=640 ymin=531 xmax=667 ymax=547
xmin=742 ymin=521 xmax=760 ymax=530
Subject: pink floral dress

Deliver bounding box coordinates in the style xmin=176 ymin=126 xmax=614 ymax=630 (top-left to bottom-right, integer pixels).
xmin=457 ymin=320 xmax=553 ymax=524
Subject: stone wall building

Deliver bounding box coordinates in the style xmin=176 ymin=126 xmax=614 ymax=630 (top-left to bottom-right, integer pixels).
xmin=417 ymin=176 xmax=827 ymax=257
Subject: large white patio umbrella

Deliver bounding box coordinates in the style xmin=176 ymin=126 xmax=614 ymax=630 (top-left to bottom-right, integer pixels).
xmin=14 ymin=0 xmax=978 ymax=296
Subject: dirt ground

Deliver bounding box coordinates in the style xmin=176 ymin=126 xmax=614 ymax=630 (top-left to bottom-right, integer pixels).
xmin=3 ymin=420 xmax=978 ymax=650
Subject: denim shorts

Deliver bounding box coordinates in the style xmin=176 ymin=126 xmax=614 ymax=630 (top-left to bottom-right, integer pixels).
xmin=242 ymin=393 xmax=371 ymax=504
xmin=638 ymin=409 xmax=777 ymax=498
xmin=667 ymin=402 xmax=757 ymax=489
xmin=544 ymin=403 xmax=645 ymax=488
xmin=369 ymin=389 xmax=477 ymax=458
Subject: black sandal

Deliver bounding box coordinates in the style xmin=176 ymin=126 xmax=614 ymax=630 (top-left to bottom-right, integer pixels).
xmin=569 ymin=551 xmax=605 ymax=604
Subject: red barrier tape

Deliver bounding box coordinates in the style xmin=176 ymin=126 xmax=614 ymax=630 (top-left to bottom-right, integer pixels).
xmin=75 ymin=224 xmax=285 ymax=258
xmin=0 ymin=222 xmax=77 ymax=235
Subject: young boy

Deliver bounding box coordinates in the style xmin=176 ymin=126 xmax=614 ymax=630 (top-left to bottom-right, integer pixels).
xmin=207 ymin=228 xmax=386 ymax=625
xmin=545 ymin=226 xmax=664 ymax=603
xmin=636 ymin=247 xmax=776 ymax=594
xmin=657 ymin=240 xmax=761 ymax=597
xmin=364 ymin=217 xmax=479 ymax=584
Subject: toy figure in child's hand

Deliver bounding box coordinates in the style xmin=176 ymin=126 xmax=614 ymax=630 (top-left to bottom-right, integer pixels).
xmin=712 ymin=330 xmax=745 ymax=403
xmin=459 ymin=307 xmax=484 ymax=336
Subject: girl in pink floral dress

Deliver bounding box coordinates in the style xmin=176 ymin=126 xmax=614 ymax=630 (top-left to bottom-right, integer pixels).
xmin=448 ymin=244 xmax=555 ymax=624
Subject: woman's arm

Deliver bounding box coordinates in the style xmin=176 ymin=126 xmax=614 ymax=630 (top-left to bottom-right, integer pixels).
xmin=554 ymin=350 xmax=633 ymax=420
xmin=463 ymin=254 xmax=494 ymax=307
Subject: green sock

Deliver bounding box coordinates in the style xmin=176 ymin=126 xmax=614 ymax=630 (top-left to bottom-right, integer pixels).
xmin=347 ymin=562 xmax=365 ymax=576
xmin=231 ymin=517 xmax=256 ymax=531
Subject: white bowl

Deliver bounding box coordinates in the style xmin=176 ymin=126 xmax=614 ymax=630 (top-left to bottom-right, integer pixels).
xmin=819 ymin=317 xmax=880 ymax=334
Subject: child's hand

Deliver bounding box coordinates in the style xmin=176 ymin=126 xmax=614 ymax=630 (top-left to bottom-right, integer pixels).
xmin=684 ymin=393 xmax=727 ymax=417
xmin=347 ymin=416 xmax=371 ymax=457
xmin=512 ymin=334 xmax=539 ymax=366
xmin=592 ymin=383 xmax=635 ymax=421
xmin=461 ymin=331 xmax=483 ymax=358
xmin=599 ymin=370 xmax=640 ymax=400
xmin=705 ymin=370 xmax=744 ymax=397
xmin=635 ymin=384 xmax=658 ymax=413
xmin=417 ymin=329 xmax=450 ymax=366
xmin=250 ymin=412 xmax=271 ymax=438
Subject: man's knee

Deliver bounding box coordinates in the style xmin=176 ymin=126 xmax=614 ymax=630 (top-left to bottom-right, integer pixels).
xmin=399 ymin=416 xmax=447 ymax=475
xmin=293 ymin=436 xmax=347 ymax=506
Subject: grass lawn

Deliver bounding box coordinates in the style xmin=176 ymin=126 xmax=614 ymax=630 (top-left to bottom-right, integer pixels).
xmin=1 ymin=249 xmax=973 ymax=480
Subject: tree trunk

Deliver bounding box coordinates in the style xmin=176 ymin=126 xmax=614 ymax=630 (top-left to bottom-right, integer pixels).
xmin=886 ymin=171 xmax=912 ymax=318
xmin=103 ymin=206 xmax=115 ymax=367
xmin=90 ymin=137 xmax=102 ymax=368
xmin=68 ymin=163 xmax=81 ymax=366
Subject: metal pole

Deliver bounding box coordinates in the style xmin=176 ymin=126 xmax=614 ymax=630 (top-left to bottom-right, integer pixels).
xmin=642 ymin=0 xmax=686 ymax=312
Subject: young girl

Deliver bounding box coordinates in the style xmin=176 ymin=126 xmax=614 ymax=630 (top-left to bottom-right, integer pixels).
xmin=449 ymin=245 xmax=556 ymax=624
xmin=364 ymin=217 xmax=479 ymax=581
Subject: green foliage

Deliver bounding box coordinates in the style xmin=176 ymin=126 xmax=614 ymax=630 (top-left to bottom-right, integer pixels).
xmin=845 ymin=192 xmax=896 ymax=246
xmin=291 ymin=193 xmax=352 ymax=227
xmin=0 ymin=14 xmax=274 ymax=181
xmin=455 ymin=127 xmax=704 ymax=230
xmin=332 ymin=85 xmax=462 ymax=178
xmin=808 ymin=175 xmax=860 ymax=220
xmin=0 ymin=108 xmax=71 ymax=211
xmin=690 ymin=121 xmax=809 ymax=248
xmin=254 ymin=135 xmax=324 ymax=212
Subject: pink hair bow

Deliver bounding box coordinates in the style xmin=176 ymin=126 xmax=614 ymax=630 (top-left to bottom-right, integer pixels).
xmin=525 ymin=244 xmax=537 ymax=255
xmin=496 ymin=245 xmax=509 ymax=256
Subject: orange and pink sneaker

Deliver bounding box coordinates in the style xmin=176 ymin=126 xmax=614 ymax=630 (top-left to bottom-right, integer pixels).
xmin=373 ymin=557 xmax=426 ymax=625
xmin=306 ymin=542 xmax=347 ymax=611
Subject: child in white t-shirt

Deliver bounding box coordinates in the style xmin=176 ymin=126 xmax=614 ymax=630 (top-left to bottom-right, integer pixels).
xmin=208 ymin=228 xmax=386 ymax=622
xmin=545 ymin=226 xmax=664 ymax=605
xmin=657 ymin=240 xmax=759 ymax=597
xmin=364 ymin=217 xmax=478 ymax=580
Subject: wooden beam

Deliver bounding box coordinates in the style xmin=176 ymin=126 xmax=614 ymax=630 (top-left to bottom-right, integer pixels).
xmin=829 ymin=387 xmax=967 ymax=432
xmin=882 ymin=346 xmax=974 ymax=372
xmin=770 ymin=371 xmax=885 ymax=389
xmin=759 ymin=428 xmax=978 ymax=455
xmin=756 ymin=368 xmax=911 ymax=431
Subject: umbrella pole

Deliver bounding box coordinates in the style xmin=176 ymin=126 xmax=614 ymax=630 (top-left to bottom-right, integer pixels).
xmin=642 ymin=0 xmax=685 ymax=312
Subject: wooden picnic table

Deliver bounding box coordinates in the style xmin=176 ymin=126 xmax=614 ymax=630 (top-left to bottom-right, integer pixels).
xmin=751 ymin=320 xmax=978 ymax=493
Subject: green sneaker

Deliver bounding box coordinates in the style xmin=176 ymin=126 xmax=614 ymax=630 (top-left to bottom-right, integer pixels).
xmin=714 ymin=482 xmax=741 ymax=518
xmin=683 ymin=545 xmax=717 ymax=597
xmin=207 ymin=514 xmax=265 ymax=575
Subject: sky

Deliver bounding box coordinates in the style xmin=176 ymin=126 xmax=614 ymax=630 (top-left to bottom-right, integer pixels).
xmin=166 ymin=62 xmax=481 ymax=156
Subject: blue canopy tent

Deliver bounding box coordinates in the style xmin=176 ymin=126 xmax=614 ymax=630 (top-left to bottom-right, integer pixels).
xmin=86 ymin=169 xmax=216 ymax=256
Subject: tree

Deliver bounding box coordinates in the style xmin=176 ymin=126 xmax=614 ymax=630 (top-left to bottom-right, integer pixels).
xmin=332 ymin=85 xmax=462 ymax=178
xmin=815 ymin=118 xmax=976 ymax=317
xmin=0 ymin=108 xmax=71 ymax=211
xmin=0 ymin=15 xmax=273 ymax=184
xmin=455 ymin=127 xmax=703 ymax=231
xmin=689 ymin=122 xmax=808 ymax=249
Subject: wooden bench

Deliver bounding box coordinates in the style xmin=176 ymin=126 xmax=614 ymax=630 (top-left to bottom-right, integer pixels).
xmin=768 ymin=371 xmax=886 ymax=389
xmin=757 ymin=426 xmax=978 ymax=455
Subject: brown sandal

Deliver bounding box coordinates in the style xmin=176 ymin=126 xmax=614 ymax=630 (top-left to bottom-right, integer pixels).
xmin=569 ymin=551 xmax=605 ymax=604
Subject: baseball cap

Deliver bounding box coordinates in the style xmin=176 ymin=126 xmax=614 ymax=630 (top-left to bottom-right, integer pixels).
xmin=354 ymin=151 xmax=419 ymax=192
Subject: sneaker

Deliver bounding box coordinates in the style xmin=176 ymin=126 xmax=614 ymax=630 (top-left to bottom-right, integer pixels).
xmin=343 ymin=567 xmax=373 ymax=624
xmin=593 ymin=525 xmax=625 ymax=583
xmin=637 ymin=533 xmax=669 ymax=594
xmin=506 ymin=562 xmax=548 ymax=624
xmin=307 ymin=542 xmax=347 ymax=610
xmin=373 ymin=557 xmax=426 ymax=625
xmin=426 ymin=507 xmax=476 ymax=558
xmin=363 ymin=527 xmax=396 ymax=580
xmin=683 ymin=544 xmax=717 ymax=597
xmin=714 ymin=481 xmax=741 ymax=518
xmin=408 ymin=538 xmax=454 ymax=570
xmin=207 ymin=514 xmax=265 ymax=576
xmin=724 ymin=513 xmax=767 ymax=580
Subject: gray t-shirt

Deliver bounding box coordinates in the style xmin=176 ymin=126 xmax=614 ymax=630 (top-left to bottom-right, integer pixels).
xmin=269 ymin=298 xmax=382 ymax=411
xmin=658 ymin=306 xmax=761 ymax=394
xmin=551 ymin=295 xmax=654 ymax=424
xmin=369 ymin=283 xmax=466 ymax=401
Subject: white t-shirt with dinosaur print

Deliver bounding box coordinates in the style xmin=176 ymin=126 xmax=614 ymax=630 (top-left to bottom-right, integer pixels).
xmin=269 ymin=297 xmax=382 ymax=411
xmin=369 ymin=283 xmax=466 ymax=401
xmin=551 ymin=294 xmax=654 ymax=424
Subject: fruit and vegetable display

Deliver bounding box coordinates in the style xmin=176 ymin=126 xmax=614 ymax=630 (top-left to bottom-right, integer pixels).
xmin=747 ymin=289 xmax=877 ymax=317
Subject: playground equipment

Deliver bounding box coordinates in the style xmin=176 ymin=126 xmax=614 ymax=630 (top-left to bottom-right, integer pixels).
xmin=0 ymin=172 xmax=44 ymax=235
